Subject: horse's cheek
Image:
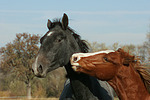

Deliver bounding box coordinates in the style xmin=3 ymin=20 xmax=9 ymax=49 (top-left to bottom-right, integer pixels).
xmin=86 ymin=63 xmax=95 ymax=69
xmin=105 ymin=65 xmax=118 ymax=80
xmin=79 ymin=60 xmax=87 ymax=68
xmin=93 ymin=65 xmax=113 ymax=80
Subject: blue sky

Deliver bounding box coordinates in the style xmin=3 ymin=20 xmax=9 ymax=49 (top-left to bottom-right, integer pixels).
xmin=0 ymin=0 xmax=150 ymax=47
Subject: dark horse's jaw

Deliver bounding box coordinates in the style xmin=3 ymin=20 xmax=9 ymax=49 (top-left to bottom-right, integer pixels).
xmin=64 ymin=63 xmax=100 ymax=100
xmin=35 ymin=74 xmax=46 ymax=78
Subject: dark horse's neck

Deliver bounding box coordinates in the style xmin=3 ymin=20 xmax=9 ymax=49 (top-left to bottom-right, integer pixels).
xmin=65 ymin=62 xmax=99 ymax=100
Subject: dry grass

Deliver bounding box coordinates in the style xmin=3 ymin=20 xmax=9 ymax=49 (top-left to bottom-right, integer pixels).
xmin=0 ymin=98 xmax=59 ymax=100
xmin=0 ymin=97 xmax=119 ymax=100
xmin=28 ymin=98 xmax=58 ymax=100
xmin=0 ymin=91 xmax=12 ymax=97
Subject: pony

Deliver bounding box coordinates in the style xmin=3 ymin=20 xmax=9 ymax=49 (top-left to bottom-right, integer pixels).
xmin=70 ymin=48 xmax=150 ymax=100
xmin=32 ymin=13 xmax=114 ymax=100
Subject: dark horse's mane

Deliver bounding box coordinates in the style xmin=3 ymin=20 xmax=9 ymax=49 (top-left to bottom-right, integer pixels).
xmin=51 ymin=19 xmax=89 ymax=53
xmin=119 ymin=49 xmax=150 ymax=93
xmin=69 ymin=29 xmax=89 ymax=53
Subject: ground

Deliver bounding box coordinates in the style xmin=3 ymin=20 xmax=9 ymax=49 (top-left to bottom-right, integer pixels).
xmin=0 ymin=97 xmax=119 ymax=100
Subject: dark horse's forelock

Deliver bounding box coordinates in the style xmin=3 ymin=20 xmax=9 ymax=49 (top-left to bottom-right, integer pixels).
xmin=48 ymin=19 xmax=89 ymax=53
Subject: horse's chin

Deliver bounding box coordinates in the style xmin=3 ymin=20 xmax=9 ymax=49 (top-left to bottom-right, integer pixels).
xmin=35 ymin=73 xmax=47 ymax=78
xmin=72 ymin=66 xmax=81 ymax=71
xmin=47 ymin=65 xmax=61 ymax=73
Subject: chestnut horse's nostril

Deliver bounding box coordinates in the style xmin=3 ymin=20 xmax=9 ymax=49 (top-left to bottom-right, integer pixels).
xmin=37 ymin=65 xmax=43 ymax=74
xmin=73 ymin=57 xmax=78 ymax=62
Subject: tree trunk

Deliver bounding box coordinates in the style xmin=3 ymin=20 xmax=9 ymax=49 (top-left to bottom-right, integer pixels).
xmin=27 ymin=81 xmax=32 ymax=99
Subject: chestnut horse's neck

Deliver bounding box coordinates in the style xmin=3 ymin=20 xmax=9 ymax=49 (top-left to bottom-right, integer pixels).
xmin=108 ymin=65 xmax=150 ymax=100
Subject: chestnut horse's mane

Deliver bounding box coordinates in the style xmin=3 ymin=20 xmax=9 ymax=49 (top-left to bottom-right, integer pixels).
xmin=118 ymin=49 xmax=150 ymax=93
xmin=135 ymin=66 xmax=150 ymax=93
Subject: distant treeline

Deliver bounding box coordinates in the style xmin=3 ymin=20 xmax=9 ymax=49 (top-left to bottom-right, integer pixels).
xmin=0 ymin=33 xmax=149 ymax=98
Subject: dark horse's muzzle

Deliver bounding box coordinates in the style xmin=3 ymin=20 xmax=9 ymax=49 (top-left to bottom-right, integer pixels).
xmin=32 ymin=55 xmax=47 ymax=78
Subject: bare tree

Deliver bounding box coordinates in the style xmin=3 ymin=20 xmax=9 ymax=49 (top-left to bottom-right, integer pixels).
xmin=143 ymin=32 xmax=150 ymax=65
xmin=89 ymin=42 xmax=108 ymax=52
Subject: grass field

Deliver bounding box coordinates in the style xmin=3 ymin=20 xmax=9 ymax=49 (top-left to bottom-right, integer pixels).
xmin=0 ymin=98 xmax=58 ymax=100
xmin=0 ymin=97 xmax=119 ymax=100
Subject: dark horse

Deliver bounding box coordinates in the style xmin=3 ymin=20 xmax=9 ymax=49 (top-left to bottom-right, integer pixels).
xmin=32 ymin=13 xmax=114 ymax=100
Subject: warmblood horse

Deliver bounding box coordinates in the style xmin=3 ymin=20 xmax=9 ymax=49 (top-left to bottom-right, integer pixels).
xmin=32 ymin=13 xmax=114 ymax=100
xmin=71 ymin=48 xmax=150 ymax=100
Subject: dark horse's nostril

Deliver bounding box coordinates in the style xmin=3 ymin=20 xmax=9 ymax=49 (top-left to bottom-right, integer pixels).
xmin=37 ymin=65 xmax=43 ymax=74
xmin=73 ymin=57 xmax=78 ymax=62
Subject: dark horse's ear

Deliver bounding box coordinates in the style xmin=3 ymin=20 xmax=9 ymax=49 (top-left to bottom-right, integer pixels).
xmin=47 ymin=19 xmax=52 ymax=30
xmin=62 ymin=13 xmax=69 ymax=30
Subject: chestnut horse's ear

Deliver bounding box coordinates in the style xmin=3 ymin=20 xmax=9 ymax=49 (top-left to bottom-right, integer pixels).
xmin=117 ymin=48 xmax=135 ymax=66
xmin=117 ymin=48 xmax=123 ymax=52
xmin=123 ymin=58 xmax=130 ymax=66
xmin=62 ymin=13 xmax=69 ymax=30
xmin=123 ymin=56 xmax=135 ymax=66
xmin=47 ymin=19 xmax=52 ymax=30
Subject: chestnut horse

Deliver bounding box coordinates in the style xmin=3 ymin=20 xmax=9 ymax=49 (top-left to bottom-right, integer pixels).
xmin=70 ymin=48 xmax=150 ymax=100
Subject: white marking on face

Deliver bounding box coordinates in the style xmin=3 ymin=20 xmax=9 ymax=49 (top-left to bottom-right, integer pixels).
xmin=71 ymin=54 xmax=81 ymax=63
xmin=72 ymin=50 xmax=115 ymax=58
xmin=71 ymin=62 xmax=80 ymax=66
xmin=72 ymin=66 xmax=77 ymax=71
xmin=71 ymin=50 xmax=115 ymax=71
xmin=33 ymin=55 xmax=39 ymax=74
xmin=47 ymin=31 xmax=54 ymax=36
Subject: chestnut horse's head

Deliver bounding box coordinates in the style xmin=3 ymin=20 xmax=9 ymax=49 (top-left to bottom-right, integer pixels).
xmin=70 ymin=48 xmax=135 ymax=81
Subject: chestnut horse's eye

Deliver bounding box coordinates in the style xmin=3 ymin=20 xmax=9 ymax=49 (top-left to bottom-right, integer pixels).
xmin=104 ymin=57 xmax=108 ymax=62
xmin=73 ymin=57 xmax=78 ymax=62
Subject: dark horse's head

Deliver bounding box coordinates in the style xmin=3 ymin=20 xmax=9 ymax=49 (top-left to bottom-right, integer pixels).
xmin=32 ymin=13 xmax=89 ymax=77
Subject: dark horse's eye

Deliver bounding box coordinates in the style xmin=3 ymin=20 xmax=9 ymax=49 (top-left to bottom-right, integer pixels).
xmin=56 ymin=38 xmax=62 ymax=43
xmin=104 ymin=57 xmax=108 ymax=62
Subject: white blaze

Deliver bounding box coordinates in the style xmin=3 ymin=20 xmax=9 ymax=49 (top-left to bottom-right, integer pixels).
xmin=71 ymin=50 xmax=115 ymax=71
xmin=47 ymin=31 xmax=54 ymax=36
xmin=32 ymin=55 xmax=39 ymax=74
xmin=72 ymin=50 xmax=115 ymax=58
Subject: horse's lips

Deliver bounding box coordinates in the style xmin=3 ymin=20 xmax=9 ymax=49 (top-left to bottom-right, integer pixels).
xmin=72 ymin=66 xmax=81 ymax=71
xmin=71 ymin=63 xmax=81 ymax=71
